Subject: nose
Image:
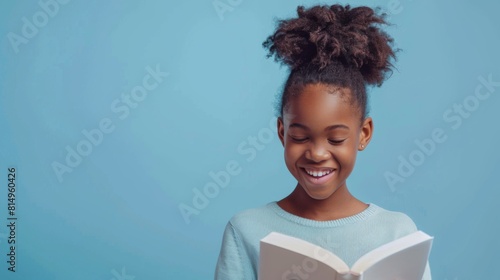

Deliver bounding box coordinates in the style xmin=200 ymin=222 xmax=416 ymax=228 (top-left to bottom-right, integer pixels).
xmin=305 ymin=143 xmax=331 ymax=162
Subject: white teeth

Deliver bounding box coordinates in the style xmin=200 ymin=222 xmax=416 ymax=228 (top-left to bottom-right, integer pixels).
xmin=305 ymin=169 xmax=333 ymax=177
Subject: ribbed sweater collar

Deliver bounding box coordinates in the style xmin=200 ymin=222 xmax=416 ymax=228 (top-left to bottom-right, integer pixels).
xmin=267 ymin=201 xmax=381 ymax=228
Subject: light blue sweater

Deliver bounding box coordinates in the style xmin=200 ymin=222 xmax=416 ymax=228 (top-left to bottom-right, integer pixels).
xmin=215 ymin=202 xmax=431 ymax=279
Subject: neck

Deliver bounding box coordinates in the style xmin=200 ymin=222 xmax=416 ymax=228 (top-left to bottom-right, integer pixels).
xmin=278 ymin=182 xmax=368 ymax=221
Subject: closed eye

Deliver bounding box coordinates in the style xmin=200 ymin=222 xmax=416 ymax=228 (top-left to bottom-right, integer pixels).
xmin=290 ymin=136 xmax=308 ymax=143
xmin=329 ymin=139 xmax=346 ymax=145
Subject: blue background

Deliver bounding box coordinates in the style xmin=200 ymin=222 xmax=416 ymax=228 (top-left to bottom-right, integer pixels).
xmin=1 ymin=0 xmax=499 ymax=279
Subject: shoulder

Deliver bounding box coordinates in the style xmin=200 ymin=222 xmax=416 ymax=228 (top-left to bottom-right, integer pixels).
xmin=223 ymin=202 xmax=281 ymax=242
xmin=369 ymin=204 xmax=419 ymax=237
xmin=228 ymin=202 xmax=276 ymax=228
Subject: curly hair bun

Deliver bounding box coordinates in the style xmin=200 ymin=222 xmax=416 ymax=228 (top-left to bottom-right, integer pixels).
xmin=263 ymin=4 xmax=397 ymax=86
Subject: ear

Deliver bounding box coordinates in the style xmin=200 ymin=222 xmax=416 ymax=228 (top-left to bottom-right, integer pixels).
xmin=358 ymin=117 xmax=373 ymax=151
xmin=277 ymin=117 xmax=285 ymax=147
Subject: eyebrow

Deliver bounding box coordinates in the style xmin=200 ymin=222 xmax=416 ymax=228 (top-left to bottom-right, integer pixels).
xmin=289 ymin=123 xmax=349 ymax=131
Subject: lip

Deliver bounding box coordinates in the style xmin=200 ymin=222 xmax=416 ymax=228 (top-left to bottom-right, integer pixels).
xmin=302 ymin=166 xmax=335 ymax=172
xmin=300 ymin=167 xmax=335 ymax=185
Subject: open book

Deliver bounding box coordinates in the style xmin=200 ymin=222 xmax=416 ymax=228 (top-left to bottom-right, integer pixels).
xmin=259 ymin=231 xmax=433 ymax=280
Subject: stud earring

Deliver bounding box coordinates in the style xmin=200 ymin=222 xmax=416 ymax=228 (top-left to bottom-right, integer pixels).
xmin=361 ymin=144 xmax=365 ymax=148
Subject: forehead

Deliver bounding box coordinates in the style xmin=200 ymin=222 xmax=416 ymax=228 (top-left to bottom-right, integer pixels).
xmin=284 ymin=83 xmax=358 ymax=126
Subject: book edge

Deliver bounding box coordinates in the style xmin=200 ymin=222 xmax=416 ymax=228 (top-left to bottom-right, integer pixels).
xmin=350 ymin=230 xmax=434 ymax=274
xmin=260 ymin=232 xmax=351 ymax=274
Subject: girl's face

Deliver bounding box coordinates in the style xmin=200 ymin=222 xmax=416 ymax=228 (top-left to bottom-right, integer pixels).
xmin=277 ymin=83 xmax=373 ymax=200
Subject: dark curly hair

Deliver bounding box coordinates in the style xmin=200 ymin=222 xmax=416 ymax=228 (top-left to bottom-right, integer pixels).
xmin=263 ymin=4 xmax=398 ymax=122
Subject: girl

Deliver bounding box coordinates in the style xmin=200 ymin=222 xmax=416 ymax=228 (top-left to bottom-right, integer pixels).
xmin=215 ymin=4 xmax=431 ymax=280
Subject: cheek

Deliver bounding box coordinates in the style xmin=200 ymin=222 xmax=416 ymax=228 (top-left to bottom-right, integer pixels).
xmin=336 ymin=144 xmax=358 ymax=170
xmin=283 ymin=145 xmax=303 ymax=168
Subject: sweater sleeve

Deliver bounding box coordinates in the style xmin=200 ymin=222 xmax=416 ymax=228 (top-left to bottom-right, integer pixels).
xmin=214 ymin=221 xmax=256 ymax=280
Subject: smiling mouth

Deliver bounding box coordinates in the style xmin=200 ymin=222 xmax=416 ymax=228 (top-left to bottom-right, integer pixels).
xmin=300 ymin=168 xmax=336 ymax=184
xmin=302 ymin=168 xmax=334 ymax=177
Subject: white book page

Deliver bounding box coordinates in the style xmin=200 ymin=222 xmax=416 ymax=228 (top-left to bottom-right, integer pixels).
xmin=259 ymin=232 xmax=352 ymax=280
xmin=350 ymin=231 xmax=433 ymax=280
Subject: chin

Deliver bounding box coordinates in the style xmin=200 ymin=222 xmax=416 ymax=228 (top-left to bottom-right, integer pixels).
xmin=307 ymin=194 xmax=332 ymax=201
xmin=302 ymin=187 xmax=337 ymax=201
